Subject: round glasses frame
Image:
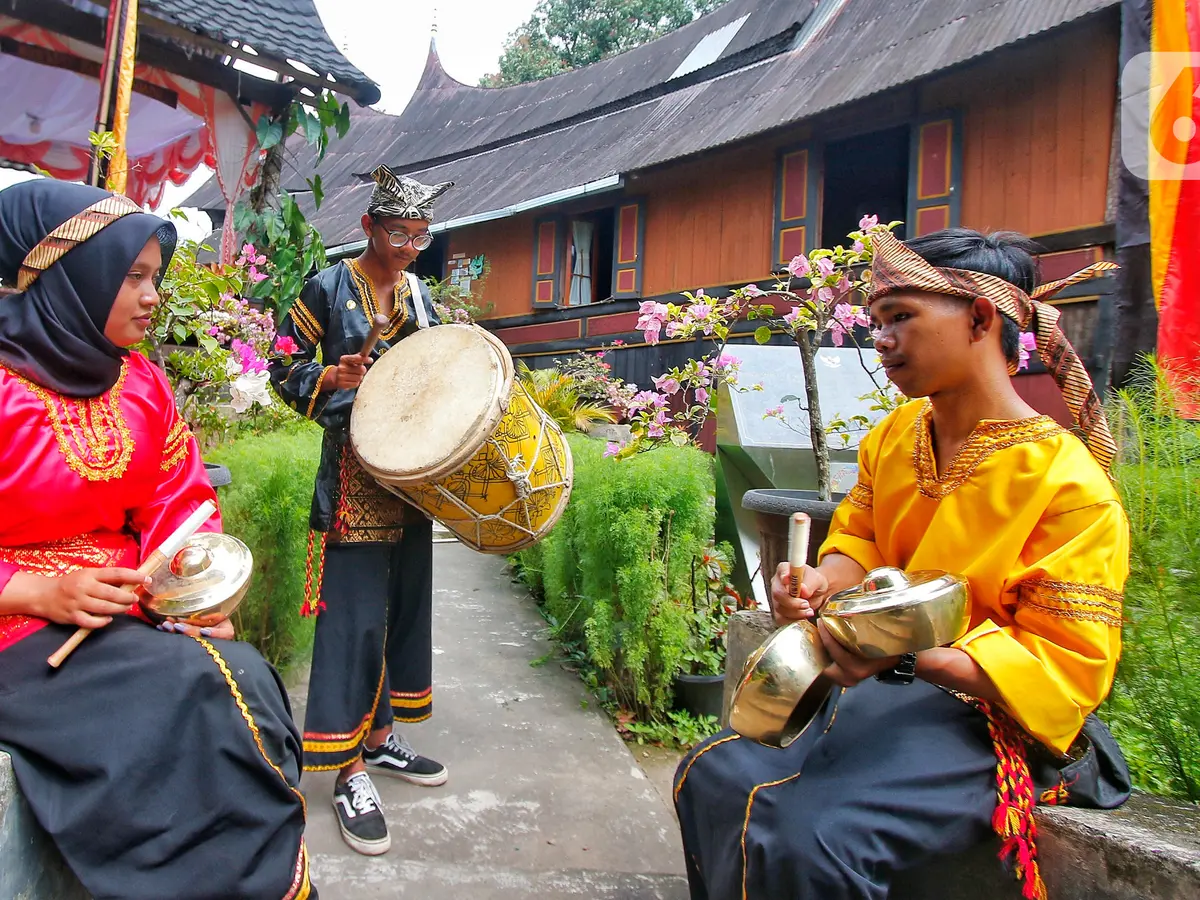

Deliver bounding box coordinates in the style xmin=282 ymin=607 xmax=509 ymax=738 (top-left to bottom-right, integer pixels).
xmin=374 ymin=219 xmax=433 ymax=251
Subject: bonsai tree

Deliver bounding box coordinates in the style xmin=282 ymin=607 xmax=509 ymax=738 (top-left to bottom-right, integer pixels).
xmin=610 ymin=217 xmax=905 ymax=501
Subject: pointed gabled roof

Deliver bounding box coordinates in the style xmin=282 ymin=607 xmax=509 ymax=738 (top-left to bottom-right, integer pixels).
xmin=385 ymin=0 xmax=816 ymax=170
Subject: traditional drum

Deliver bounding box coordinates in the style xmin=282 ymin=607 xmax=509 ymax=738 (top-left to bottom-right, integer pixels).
xmin=350 ymin=323 xmax=573 ymax=554
xmin=729 ymin=566 xmax=971 ymax=746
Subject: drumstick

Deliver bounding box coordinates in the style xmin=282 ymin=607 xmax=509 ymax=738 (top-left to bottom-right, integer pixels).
xmin=787 ymin=512 xmax=811 ymax=599
xmin=359 ymin=314 xmax=390 ymax=359
xmin=47 ymin=500 xmax=217 ymax=668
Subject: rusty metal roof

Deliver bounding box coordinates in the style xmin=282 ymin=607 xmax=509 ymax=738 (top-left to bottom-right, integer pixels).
xmin=186 ymin=0 xmax=1118 ymax=248
xmin=141 ymin=0 xmax=379 ymax=104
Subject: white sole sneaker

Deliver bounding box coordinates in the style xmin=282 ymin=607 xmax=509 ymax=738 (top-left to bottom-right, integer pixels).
xmin=366 ymin=760 xmax=449 ymax=787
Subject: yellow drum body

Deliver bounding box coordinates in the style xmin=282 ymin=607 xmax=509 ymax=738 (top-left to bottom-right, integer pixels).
xmin=350 ymin=324 xmax=573 ymax=553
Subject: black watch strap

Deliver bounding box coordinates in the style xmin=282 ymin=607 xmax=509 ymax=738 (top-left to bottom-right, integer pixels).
xmin=876 ymin=652 xmax=918 ymax=685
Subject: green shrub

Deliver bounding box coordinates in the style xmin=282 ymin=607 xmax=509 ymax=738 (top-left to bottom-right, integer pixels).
xmin=207 ymin=425 xmax=322 ymax=674
xmin=515 ymin=433 xmax=715 ymax=721
xmin=1104 ymin=359 xmax=1200 ymax=802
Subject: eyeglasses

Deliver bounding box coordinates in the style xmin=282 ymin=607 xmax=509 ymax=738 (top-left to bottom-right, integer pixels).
xmin=373 ymin=219 xmax=433 ymax=251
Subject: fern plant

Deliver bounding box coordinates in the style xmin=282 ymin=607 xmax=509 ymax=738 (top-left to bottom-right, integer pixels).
xmin=517 ymin=362 xmax=617 ymax=433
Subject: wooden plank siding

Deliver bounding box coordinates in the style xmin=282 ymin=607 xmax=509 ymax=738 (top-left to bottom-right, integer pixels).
xmin=445 ymin=213 xmax=538 ymax=319
xmin=925 ymin=16 xmax=1118 ymax=237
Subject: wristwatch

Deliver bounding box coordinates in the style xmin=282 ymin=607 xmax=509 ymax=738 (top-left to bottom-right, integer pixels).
xmin=875 ymin=652 xmax=918 ymax=685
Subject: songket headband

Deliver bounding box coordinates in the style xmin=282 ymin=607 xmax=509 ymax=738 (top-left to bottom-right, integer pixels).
xmin=17 ymin=194 xmax=142 ymax=291
xmin=866 ymin=230 xmax=1120 ymax=472
xmin=367 ymin=164 xmax=453 ymax=222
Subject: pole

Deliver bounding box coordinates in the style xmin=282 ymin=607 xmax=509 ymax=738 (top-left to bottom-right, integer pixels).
xmin=89 ymin=0 xmax=139 ymax=194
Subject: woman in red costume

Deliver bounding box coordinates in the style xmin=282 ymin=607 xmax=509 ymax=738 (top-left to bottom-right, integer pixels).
xmin=0 ymin=180 xmax=313 ymax=900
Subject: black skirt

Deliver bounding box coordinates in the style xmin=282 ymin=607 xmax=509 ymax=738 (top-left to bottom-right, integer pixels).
xmin=674 ymin=679 xmax=1000 ymax=900
xmin=0 ymin=618 xmax=312 ymax=900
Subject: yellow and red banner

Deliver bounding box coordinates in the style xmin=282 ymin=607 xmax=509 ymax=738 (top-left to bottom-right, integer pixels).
xmin=1150 ymin=0 xmax=1200 ymax=410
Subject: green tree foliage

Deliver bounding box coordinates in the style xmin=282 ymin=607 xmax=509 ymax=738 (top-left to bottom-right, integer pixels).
xmin=481 ymin=0 xmax=728 ymax=87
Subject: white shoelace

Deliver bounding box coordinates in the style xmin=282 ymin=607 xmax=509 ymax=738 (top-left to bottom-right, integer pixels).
xmin=346 ymin=773 xmax=379 ymax=815
xmin=383 ymin=734 xmax=418 ymax=761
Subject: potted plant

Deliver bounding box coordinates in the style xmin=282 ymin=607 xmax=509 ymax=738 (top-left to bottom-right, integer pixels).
xmin=675 ymin=542 xmax=755 ymax=718
xmin=610 ymin=217 xmax=904 ymax=596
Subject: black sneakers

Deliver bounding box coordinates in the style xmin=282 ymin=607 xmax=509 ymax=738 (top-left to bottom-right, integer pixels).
xmin=363 ymin=733 xmax=448 ymax=786
xmin=332 ymin=772 xmax=390 ymax=856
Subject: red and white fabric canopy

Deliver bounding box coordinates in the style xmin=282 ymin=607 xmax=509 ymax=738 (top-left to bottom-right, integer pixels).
xmin=0 ymin=16 xmax=262 ymax=224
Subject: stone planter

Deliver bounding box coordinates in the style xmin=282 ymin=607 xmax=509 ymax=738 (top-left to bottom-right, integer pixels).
xmin=741 ymin=489 xmax=842 ymax=603
xmin=673 ymin=673 xmax=725 ymax=720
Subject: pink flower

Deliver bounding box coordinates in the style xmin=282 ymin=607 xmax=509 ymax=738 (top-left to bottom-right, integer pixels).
xmin=852 ymin=240 xmax=865 ymax=253
xmin=859 ymin=214 xmax=879 ymax=230
xmin=653 ymin=375 xmax=681 ymax=395
xmin=643 ymin=326 xmax=661 ymax=346
xmin=255 ymin=254 xmax=267 ymax=266
xmin=665 ymin=321 xmax=683 ymax=338
xmin=639 ymin=300 xmax=659 ymax=316
xmin=603 ymin=442 xmax=621 ymax=458
xmin=1017 ymin=332 xmax=1037 ymax=371
xmin=647 ymin=424 xmax=665 ymax=438
xmin=714 ymin=351 xmax=741 ymax=371
xmin=788 ymin=255 xmax=811 ymax=278
xmin=814 ymin=257 xmax=836 ymax=279
xmin=653 ymin=408 xmax=670 ymax=426
xmin=612 ymin=339 xmax=625 ymax=346
xmin=695 ymin=387 xmax=710 ymax=405
xmin=273 ymin=335 xmax=299 ymax=356
xmin=695 ymin=288 xmax=706 ymax=300
xmin=816 ymin=286 xmax=835 ymax=305
xmin=248 ymin=266 xmax=268 ymax=284
xmin=691 ymin=303 xmax=712 ymax=320
xmin=743 ymin=283 xmax=765 ymax=298
xmin=783 ymin=306 xmax=801 ymax=327
xmin=241 ymin=243 xmax=257 ymax=258
xmin=630 ymin=390 xmax=667 ymax=411
xmin=764 ymin=405 xmax=784 ymax=418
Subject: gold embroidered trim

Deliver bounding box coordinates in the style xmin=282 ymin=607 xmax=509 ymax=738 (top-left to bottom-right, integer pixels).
xmin=346 ymin=258 xmax=409 ymax=341
xmin=289 ymin=299 xmax=323 ymax=345
xmin=18 ymin=195 xmax=141 ymax=290
xmin=845 ymin=481 xmax=873 ymax=511
xmin=282 ymin=842 xmax=311 ymax=900
xmin=0 ymin=534 xmax=126 ymax=575
xmin=194 ymin=637 xmax=308 ymax=820
xmin=1017 ymin=579 xmax=1124 ymax=627
xmin=742 ymin=770 xmax=806 ymax=899
xmin=4 ymin=360 xmax=134 ymax=481
xmin=334 ymin=447 xmax=409 ymax=543
xmin=306 ymin=367 xmax=334 ymax=418
xmin=161 ymin=416 xmax=192 ymax=472
xmin=913 ymin=402 xmax=1065 ymax=499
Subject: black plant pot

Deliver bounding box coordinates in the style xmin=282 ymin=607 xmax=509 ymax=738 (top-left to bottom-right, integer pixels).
xmin=673 ymin=673 xmax=726 ymax=720
xmin=204 ymin=462 xmax=232 ymax=490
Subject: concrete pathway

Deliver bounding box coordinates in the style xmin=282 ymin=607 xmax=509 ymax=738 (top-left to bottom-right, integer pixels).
xmin=291 ymin=543 xmax=690 ymax=899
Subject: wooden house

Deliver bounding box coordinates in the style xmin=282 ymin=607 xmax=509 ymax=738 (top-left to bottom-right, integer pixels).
xmin=191 ymin=0 xmax=1125 ymax=416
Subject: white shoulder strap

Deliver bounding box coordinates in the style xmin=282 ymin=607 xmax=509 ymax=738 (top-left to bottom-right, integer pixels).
xmin=406 ymin=272 xmax=431 ymax=329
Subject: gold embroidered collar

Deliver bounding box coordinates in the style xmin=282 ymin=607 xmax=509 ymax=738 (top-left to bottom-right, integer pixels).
xmin=3 ymin=360 xmax=134 ymax=481
xmin=346 ymin=259 xmax=410 ymax=342
xmin=913 ymin=402 xmax=1065 ymax=499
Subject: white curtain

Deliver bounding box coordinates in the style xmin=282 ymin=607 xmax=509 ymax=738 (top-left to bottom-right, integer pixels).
xmin=568 ymin=219 xmax=594 ymax=306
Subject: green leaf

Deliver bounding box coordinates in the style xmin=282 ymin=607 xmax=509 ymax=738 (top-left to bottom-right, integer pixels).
xmin=301 ymin=110 xmax=323 ymax=147
xmin=335 ymin=102 xmax=351 ymax=139
xmin=256 ymin=117 xmax=284 ymax=150
xmin=754 ymin=326 xmax=772 ymax=345
xmin=307 ymin=174 xmax=324 ymax=210
xmin=780 ymin=394 xmax=800 ymax=403
xmin=172 ymin=324 xmax=188 ymax=343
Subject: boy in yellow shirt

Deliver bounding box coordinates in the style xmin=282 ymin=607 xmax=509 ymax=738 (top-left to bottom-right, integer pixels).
xmin=674 ymin=229 xmax=1131 ymax=900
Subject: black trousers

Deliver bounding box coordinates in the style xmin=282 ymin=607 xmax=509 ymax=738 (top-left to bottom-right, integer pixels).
xmin=674 ymin=679 xmax=1000 ymax=900
xmin=301 ymin=520 xmax=434 ymax=771
xmin=0 ymin=619 xmax=311 ymax=900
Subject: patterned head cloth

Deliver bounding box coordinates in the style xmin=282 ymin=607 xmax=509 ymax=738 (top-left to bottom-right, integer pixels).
xmin=867 ymin=230 xmax=1119 ymax=472
xmin=367 ymin=165 xmax=453 ymax=222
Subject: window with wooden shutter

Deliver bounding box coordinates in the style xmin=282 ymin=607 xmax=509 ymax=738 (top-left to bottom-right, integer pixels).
xmin=907 ymin=111 xmax=963 ymax=237
xmin=611 ymin=198 xmax=646 ymax=299
xmin=773 ymin=142 xmax=823 ymax=270
xmin=531 ymin=216 xmax=563 ymax=308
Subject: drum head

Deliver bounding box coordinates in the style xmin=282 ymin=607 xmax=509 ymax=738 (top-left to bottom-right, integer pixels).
xmin=351 ymin=324 xmax=512 ymax=482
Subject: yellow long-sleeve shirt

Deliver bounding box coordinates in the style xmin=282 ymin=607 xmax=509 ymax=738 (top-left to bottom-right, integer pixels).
xmin=820 ymin=400 xmax=1129 ymax=754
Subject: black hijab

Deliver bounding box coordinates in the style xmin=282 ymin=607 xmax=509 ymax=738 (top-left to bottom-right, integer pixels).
xmin=0 ymin=180 xmax=177 ymax=397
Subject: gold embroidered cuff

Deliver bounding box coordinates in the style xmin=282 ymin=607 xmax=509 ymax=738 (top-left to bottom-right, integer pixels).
xmin=1017 ymin=579 xmax=1124 ymax=628
xmin=306 ymin=367 xmax=335 ymax=418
